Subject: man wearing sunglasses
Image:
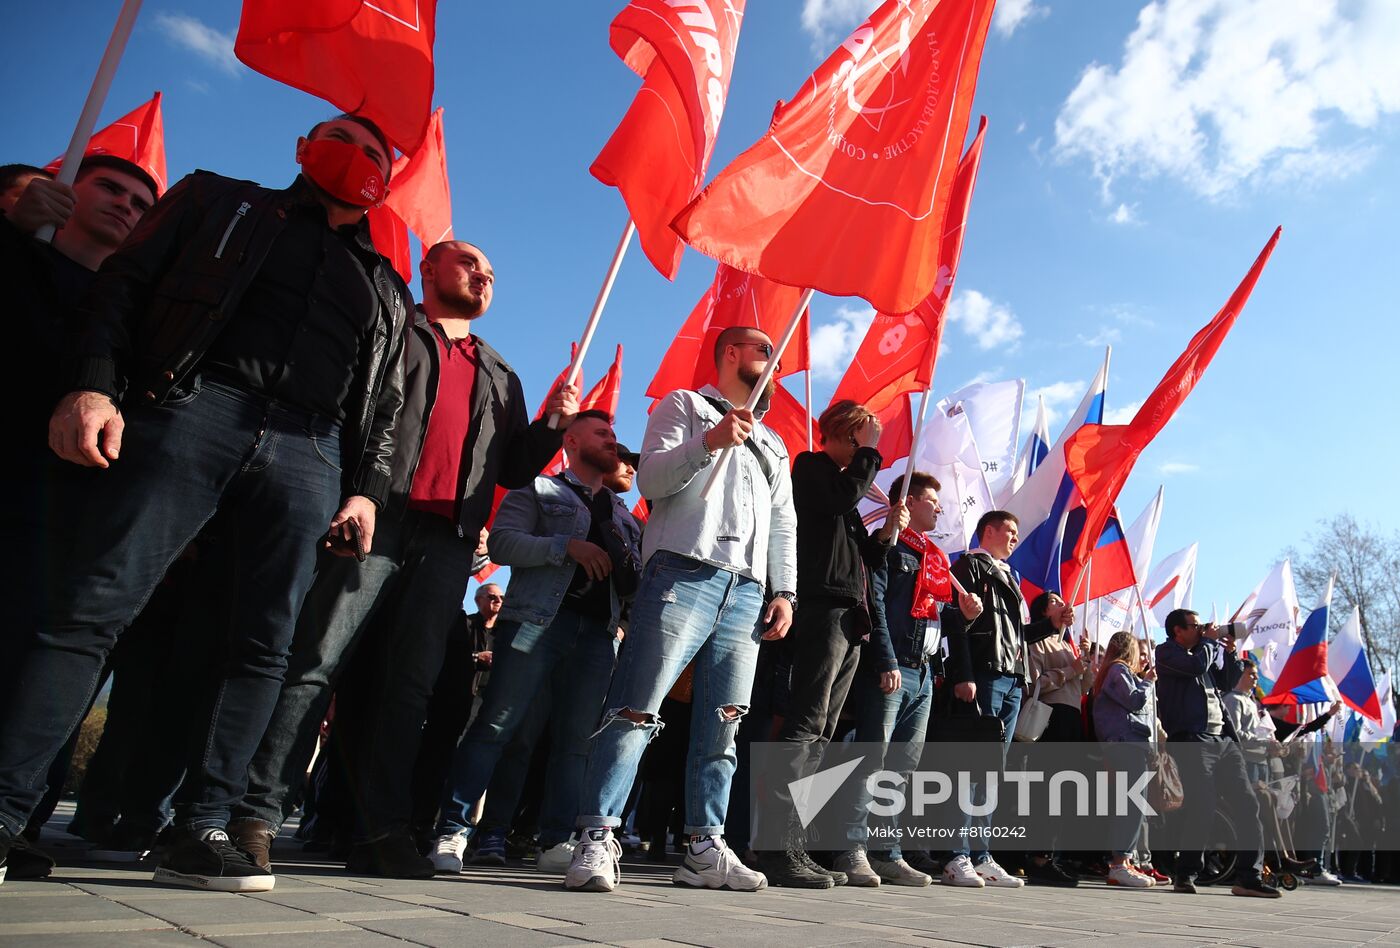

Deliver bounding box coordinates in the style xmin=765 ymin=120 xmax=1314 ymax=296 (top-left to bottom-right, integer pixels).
xmin=565 ymin=326 xmax=797 ymax=894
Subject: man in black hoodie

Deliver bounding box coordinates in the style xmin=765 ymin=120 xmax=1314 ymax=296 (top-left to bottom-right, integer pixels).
xmin=758 ymin=400 xmax=906 ymax=888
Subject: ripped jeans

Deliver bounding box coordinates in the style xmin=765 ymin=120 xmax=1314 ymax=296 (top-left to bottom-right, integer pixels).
xmin=577 ymin=551 xmax=765 ymax=837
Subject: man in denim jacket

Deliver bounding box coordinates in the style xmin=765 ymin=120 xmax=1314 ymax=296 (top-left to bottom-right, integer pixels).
xmin=427 ymin=411 xmax=641 ymax=873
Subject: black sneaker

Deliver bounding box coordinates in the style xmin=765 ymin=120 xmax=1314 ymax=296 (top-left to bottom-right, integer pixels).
xmin=801 ymin=852 xmax=848 ymax=886
xmin=1172 ymin=878 xmax=1198 ymax=894
xmin=904 ymin=850 xmax=943 ymax=876
xmin=2 ymin=826 xmax=55 ymax=883
xmin=346 ymin=833 xmax=435 ymax=879
xmin=153 ymin=827 xmax=275 ymax=893
xmin=758 ymin=850 xmax=834 ymax=889
xmin=1026 ymin=859 xmax=1079 ymax=887
xmin=1232 ymin=877 xmax=1283 ymax=898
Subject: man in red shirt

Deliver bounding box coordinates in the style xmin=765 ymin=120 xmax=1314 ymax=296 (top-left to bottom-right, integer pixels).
xmin=229 ymin=240 xmax=576 ymax=878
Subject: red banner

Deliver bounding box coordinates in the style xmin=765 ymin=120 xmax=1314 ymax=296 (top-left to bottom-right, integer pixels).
xmin=673 ymin=0 xmax=995 ymax=314
xmin=236 ymin=0 xmax=437 ymax=154
xmin=47 ymin=91 xmax=167 ymax=196
xmin=386 ymin=107 xmax=452 ymax=252
xmin=593 ymin=0 xmax=746 ymax=279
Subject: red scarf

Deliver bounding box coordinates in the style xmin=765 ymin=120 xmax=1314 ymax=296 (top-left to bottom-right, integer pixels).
xmin=900 ymin=529 xmax=952 ymax=618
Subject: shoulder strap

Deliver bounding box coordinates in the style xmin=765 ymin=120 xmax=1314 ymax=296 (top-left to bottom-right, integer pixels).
xmin=700 ymin=394 xmax=776 ymax=488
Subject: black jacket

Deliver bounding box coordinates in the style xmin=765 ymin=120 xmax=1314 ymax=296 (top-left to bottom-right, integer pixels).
xmin=791 ymin=447 xmax=893 ymax=602
xmin=392 ymin=311 xmax=563 ymax=539
xmin=67 ymin=171 xmax=410 ymax=507
xmin=1155 ymin=637 xmax=1241 ymax=739
xmin=940 ymin=551 xmax=1051 ymax=683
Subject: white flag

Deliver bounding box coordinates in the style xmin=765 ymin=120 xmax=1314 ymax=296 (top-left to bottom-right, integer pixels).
xmin=1004 ymin=394 xmax=1049 ymax=505
xmin=936 ymin=379 xmax=1023 ymax=506
xmin=1144 ymin=542 xmax=1198 ymax=626
xmin=1240 ymin=559 xmax=1300 ymax=684
xmin=1359 ymin=672 xmax=1395 ymax=742
xmin=1093 ymin=488 xmax=1165 ymax=633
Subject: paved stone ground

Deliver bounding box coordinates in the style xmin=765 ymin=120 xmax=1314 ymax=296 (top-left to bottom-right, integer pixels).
xmin=4 ymin=806 xmax=1399 ymax=947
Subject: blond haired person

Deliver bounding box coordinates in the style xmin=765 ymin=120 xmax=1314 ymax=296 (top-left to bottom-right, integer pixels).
xmin=1091 ymin=631 xmax=1157 ymax=888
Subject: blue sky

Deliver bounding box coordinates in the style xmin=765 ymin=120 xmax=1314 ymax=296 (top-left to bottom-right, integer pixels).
xmin=4 ymin=0 xmax=1397 ymax=616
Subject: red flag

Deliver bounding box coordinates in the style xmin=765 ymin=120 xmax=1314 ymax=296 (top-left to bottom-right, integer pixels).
xmin=759 ymin=383 xmax=816 ymax=469
xmin=386 ymin=107 xmax=453 ymax=251
xmin=235 ymin=0 xmax=437 ymax=154
xmin=646 ymin=263 xmax=809 ymax=399
xmin=1065 ymin=228 xmax=1282 ymax=569
xmin=631 ymin=497 xmax=650 ymax=526
xmin=47 ymin=91 xmax=167 ymax=196
xmin=830 ymin=118 xmax=986 ymax=414
xmin=536 ymin=344 xmax=626 ymax=477
xmin=873 ymin=395 xmax=914 ymax=466
xmin=366 ymin=205 xmax=413 ymax=283
xmin=592 ymin=0 xmax=746 ymax=279
xmin=673 ymin=0 xmax=995 ymax=314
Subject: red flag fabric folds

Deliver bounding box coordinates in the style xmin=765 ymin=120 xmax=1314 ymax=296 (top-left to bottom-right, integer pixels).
xmin=646 ymin=263 xmax=809 ymax=398
xmin=830 ymin=118 xmax=986 ymax=414
xmin=1065 ymin=228 xmax=1282 ymax=570
xmin=673 ymin=0 xmax=995 ymax=313
xmin=759 ymin=383 xmax=816 ymax=469
xmin=592 ymin=0 xmax=746 ymax=279
xmin=386 ymin=107 xmax=453 ymax=251
xmin=235 ymin=0 xmax=437 ymax=154
xmin=47 ymin=91 xmax=167 ymax=196
xmin=366 ymin=205 xmax=413 ymax=283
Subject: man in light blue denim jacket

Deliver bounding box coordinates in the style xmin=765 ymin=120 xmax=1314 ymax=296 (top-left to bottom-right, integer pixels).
xmin=566 ymin=326 xmax=798 ymax=895
xmin=427 ymin=411 xmax=641 ymax=874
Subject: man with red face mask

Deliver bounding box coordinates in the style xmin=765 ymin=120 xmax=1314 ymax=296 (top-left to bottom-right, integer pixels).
xmin=0 ymin=115 xmax=426 ymax=894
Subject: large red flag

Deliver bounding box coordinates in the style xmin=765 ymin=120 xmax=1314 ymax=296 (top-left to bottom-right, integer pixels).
xmin=366 ymin=205 xmax=413 ymax=283
xmin=235 ymin=0 xmax=437 ymax=154
xmin=758 ymin=383 xmax=816 ymax=469
xmin=1065 ymin=228 xmax=1282 ymax=569
xmin=673 ymin=0 xmax=995 ymax=314
xmin=829 ymin=118 xmax=986 ymax=414
xmin=47 ymin=91 xmax=167 ymax=196
xmin=386 ymin=107 xmax=453 ymax=251
xmin=647 ymin=263 xmax=809 ymax=398
xmin=592 ymin=0 xmax=746 ymax=279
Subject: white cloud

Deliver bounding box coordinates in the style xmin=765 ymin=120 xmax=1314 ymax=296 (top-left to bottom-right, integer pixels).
xmin=155 ymin=12 xmax=240 ymax=75
xmin=1104 ymin=399 xmax=1144 ymax=425
xmin=1109 ymin=202 xmax=1139 ymax=225
xmin=993 ymin=0 xmax=1049 ymax=38
xmin=799 ymin=0 xmax=880 ymax=47
xmin=947 ymin=289 xmax=1024 ymax=351
xmin=809 ymin=304 xmax=876 ymax=381
xmin=1159 ymin=460 xmax=1200 ymax=476
xmin=1076 ymin=326 xmax=1121 ymax=348
xmin=1023 ymin=379 xmax=1086 ymax=432
xmin=1054 ymin=0 xmax=1400 ymax=199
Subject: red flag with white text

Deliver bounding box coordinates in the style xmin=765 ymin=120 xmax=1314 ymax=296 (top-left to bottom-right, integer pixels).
xmin=592 ymin=0 xmax=746 ymax=279
xmin=673 ymin=0 xmax=995 ymax=313
xmin=830 ymin=118 xmax=986 ymax=414
xmin=1065 ymin=228 xmax=1282 ymax=571
xmin=235 ymin=0 xmax=437 ymax=154
xmin=386 ymin=107 xmax=453 ymax=251
xmin=647 ymin=263 xmax=809 ymax=398
xmin=47 ymin=91 xmax=167 ymax=196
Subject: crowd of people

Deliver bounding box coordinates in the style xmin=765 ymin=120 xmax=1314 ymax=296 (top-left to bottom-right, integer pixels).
xmin=1 ymin=112 xmax=1396 ymax=905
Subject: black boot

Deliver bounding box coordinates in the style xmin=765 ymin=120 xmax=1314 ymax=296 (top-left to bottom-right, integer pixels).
xmin=757 ymin=849 xmax=834 ymax=889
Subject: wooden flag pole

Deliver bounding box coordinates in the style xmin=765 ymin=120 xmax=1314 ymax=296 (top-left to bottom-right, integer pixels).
xmin=37 ymin=0 xmax=145 ymax=244
xmin=700 ymin=288 xmax=814 ymax=500
xmin=549 ymin=218 xmax=635 ymax=428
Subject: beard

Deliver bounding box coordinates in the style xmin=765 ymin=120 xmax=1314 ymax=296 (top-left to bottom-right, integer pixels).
xmin=736 ymin=363 xmax=777 ymax=410
xmin=577 ymin=444 xmax=619 ymax=476
xmin=439 ymin=283 xmax=486 ymax=317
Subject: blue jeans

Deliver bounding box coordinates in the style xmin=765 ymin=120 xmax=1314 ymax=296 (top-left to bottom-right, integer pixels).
xmin=843 ymin=663 xmax=934 ymax=858
xmin=234 ymin=509 xmax=470 ymax=834
xmin=435 ymin=607 xmax=618 ymax=843
xmin=953 ymin=673 xmax=1022 ymax=860
xmin=0 ymin=379 xmax=341 ymax=833
xmin=578 ymin=552 xmax=764 ymax=837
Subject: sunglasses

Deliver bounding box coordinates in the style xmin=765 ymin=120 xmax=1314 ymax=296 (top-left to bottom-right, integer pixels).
xmin=732 ymin=342 xmax=775 ymax=358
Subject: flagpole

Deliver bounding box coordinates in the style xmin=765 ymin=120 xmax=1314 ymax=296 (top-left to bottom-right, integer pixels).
xmin=700 ymin=287 xmax=815 ymax=500
xmin=36 ymin=0 xmax=145 ymax=245
xmin=549 ymin=217 xmax=635 ymax=428
xmin=899 ymin=389 xmax=934 ymax=506
xmin=804 ymin=367 xmax=813 ymax=453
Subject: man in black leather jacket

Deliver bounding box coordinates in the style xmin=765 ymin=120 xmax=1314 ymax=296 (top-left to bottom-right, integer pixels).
xmin=0 ymin=115 xmax=408 ymax=895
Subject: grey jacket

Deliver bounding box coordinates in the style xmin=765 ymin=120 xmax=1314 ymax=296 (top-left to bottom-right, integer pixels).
xmin=1094 ymin=663 xmax=1154 ymax=743
xmin=636 ymin=386 xmax=797 ymax=592
xmin=489 ymin=471 xmax=642 ymax=630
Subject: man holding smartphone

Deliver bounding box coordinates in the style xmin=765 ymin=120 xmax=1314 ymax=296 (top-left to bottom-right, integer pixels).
xmin=1156 ymin=609 xmax=1281 ymax=898
xmin=564 ymin=326 xmax=797 ymax=894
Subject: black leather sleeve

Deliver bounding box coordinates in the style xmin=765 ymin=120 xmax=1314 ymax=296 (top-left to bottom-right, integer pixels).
xmin=350 ymin=274 xmax=409 ymax=507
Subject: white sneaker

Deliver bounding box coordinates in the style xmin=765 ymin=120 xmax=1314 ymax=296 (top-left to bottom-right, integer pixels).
xmin=429 ymin=833 xmax=468 ymax=874
xmin=1308 ymin=869 xmax=1343 ymax=886
xmin=536 ymin=837 xmax=578 ymax=874
xmin=1107 ymin=863 xmax=1153 ymax=888
xmin=564 ymin=828 xmax=621 ymax=892
xmin=673 ymin=836 xmax=767 ymax=891
xmin=974 ymin=857 xmax=1024 ymax=888
xmin=833 ymin=848 xmax=881 ymax=887
xmin=870 ymin=855 xmax=932 ymax=887
xmin=942 ymin=854 xmax=985 ymax=887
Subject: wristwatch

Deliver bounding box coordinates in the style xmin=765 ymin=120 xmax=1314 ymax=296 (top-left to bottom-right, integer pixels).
xmin=773 ymin=590 xmax=798 ymax=610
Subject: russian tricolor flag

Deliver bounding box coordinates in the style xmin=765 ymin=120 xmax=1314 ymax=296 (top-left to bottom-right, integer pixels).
xmin=1264 ymin=577 xmax=1336 ymax=706
xmin=1328 ymin=606 xmax=1383 ymax=722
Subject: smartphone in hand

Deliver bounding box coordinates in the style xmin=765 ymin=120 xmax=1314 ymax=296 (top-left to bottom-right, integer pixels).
xmin=326 ymin=519 xmax=366 ymax=562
